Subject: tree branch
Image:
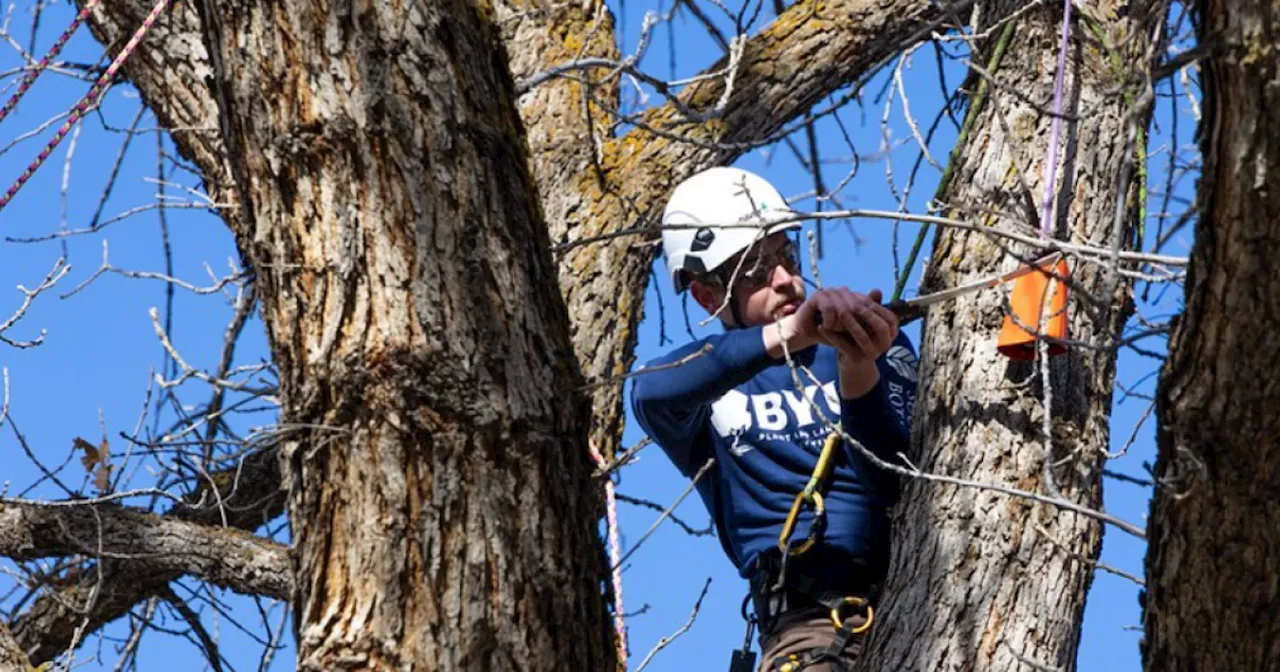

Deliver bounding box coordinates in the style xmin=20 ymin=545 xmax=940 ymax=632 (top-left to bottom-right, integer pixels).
xmin=0 ymin=502 xmax=289 ymax=600
xmin=8 ymin=447 xmax=285 ymax=664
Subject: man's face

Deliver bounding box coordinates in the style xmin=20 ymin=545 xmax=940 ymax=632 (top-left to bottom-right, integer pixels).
xmin=696 ymin=233 xmax=806 ymax=327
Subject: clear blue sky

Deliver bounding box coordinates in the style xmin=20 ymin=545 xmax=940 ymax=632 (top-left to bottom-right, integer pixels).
xmin=0 ymin=1 xmax=1191 ymax=669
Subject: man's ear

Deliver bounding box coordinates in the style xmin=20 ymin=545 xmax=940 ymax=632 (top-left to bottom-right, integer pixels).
xmin=689 ymin=279 xmax=730 ymax=321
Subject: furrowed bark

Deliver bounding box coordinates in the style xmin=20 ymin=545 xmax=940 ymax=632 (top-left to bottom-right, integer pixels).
xmin=0 ymin=502 xmax=289 ymax=599
xmin=495 ymin=0 xmax=627 ymax=461
xmin=1143 ymin=0 xmax=1280 ymax=668
xmin=181 ymin=0 xmax=613 ymax=667
xmin=0 ymin=622 xmax=30 ymax=672
xmin=863 ymin=3 xmax=1161 ymax=669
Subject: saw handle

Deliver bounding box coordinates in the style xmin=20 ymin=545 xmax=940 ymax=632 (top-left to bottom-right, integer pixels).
xmin=813 ymin=300 xmax=924 ymax=329
xmin=883 ymin=300 xmax=924 ymax=325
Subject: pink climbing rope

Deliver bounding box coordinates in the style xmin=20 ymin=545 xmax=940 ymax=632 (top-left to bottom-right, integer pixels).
xmin=0 ymin=0 xmax=103 ymax=127
xmin=0 ymin=0 xmax=174 ymax=214
xmin=589 ymin=443 xmax=628 ymax=667
xmin=1040 ymin=0 xmax=1073 ymax=237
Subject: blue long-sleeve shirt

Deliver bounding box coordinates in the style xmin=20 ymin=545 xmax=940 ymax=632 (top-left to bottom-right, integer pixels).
xmin=631 ymin=326 xmax=918 ymax=577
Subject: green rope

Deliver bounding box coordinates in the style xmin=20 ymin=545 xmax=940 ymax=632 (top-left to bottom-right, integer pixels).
xmin=892 ymin=20 xmax=1018 ymax=302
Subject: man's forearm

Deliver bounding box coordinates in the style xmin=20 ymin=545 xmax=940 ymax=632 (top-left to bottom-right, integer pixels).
xmin=838 ymin=357 xmax=881 ymax=399
xmin=763 ymin=315 xmax=820 ymax=358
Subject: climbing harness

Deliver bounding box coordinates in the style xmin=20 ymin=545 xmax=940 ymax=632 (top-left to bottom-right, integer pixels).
xmin=768 ymin=595 xmax=872 ymax=672
xmin=731 ymin=430 xmax=877 ymax=671
xmin=0 ymin=0 xmax=176 ymax=215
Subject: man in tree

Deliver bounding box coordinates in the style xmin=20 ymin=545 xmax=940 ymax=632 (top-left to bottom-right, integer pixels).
xmin=631 ymin=167 xmax=918 ymax=670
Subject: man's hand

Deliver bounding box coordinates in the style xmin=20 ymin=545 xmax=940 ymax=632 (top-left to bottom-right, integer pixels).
xmin=792 ymin=288 xmax=899 ymax=398
xmin=763 ymin=288 xmax=900 ymax=394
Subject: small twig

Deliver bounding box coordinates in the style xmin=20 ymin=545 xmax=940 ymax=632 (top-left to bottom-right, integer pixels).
xmin=161 ymin=585 xmax=225 ymax=672
xmin=111 ymin=597 xmax=160 ymax=672
xmin=149 ymin=306 xmax=274 ymax=395
xmin=896 ymin=48 xmax=942 ymax=170
xmin=1034 ymin=523 xmax=1145 ymax=587
xmin=615 ymin=493 xmax=713 ymax=536
xmin=581 ymin=344 xmax=713 ymax=391
xmin=1102 ymin=469 xmax=1154 ymax=488
xmin=612 ymin=458 xmax=715 ymax=570
xmin=633 ymin=577 xmax=713 ymax=672
xmin=1104 ymin=398 xmax=1155 ymax=459
xmin=1 ymin=487 xmax=192 ymax=508
xmin=0 ymin=256 xmax=71 ymax=348
xmin=61 ymin=240 xmax=249 ymax=299
xmin=594 ymin=437 xmax=653 ymax=477
xmin=256 ymin=599 xmax=289 ymax=672
xmin=0 ymin=367 xmax=9 ymax=429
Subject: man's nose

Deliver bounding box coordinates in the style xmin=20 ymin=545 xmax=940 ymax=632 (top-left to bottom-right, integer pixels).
xmin=769 ymin=260 xmax=798 ymax=288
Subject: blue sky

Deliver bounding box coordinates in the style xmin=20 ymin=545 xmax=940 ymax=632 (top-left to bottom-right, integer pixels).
xmin=0 ymin=1 xmax=1193 ymax=669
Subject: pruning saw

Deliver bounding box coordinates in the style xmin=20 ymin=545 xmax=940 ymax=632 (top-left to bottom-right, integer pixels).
xmin=815 ymin=251 xmax=1064 ymax=327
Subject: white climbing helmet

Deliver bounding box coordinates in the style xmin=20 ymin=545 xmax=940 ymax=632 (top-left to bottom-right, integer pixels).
xmin=662 ymin=167 xmax=800 ymax=293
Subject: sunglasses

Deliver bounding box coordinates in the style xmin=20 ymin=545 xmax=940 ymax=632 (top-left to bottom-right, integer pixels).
xmin=715 ymin=240 xmax=801 ymax=289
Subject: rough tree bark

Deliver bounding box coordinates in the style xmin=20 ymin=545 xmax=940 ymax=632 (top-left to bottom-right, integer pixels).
xmin=864 ymin=3 xmax=1162 ymax=669
xmin=1143 ymin=0 xmax=1280 ymax=668
xmin=186 ymin=0 xmax=616 ymax=667
xmin=0 ymin=622 xmax=29 ymax=672
xmin=0 ymin=501 xmax=289 ymax=599
xmin=10 ymin=0 xmax=980 ymax=666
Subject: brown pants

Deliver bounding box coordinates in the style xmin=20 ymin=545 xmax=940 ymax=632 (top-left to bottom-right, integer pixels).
xmin=758 ymin=607 xmax=870 ymax=672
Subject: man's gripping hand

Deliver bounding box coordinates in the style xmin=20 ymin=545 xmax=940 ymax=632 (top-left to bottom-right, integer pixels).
xmin=794 ymin=288 xmax=899 ymax=398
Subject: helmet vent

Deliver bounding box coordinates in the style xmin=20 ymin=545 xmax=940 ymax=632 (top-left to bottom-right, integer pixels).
xmin=690 ymin=228 xmax=716 ymax=252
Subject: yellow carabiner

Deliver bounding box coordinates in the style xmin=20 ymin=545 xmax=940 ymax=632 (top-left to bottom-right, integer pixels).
xmin=830 ymin=596 xmax=874 ymax=634
xmin=803 ymin=433 xmax=841 ymax=497
xmin=777 ymin=432 xmax=842 ymax=555
xmin=778 ymin=491 xmax=825 ymax=555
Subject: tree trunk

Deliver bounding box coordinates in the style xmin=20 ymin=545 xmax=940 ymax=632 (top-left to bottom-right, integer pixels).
xmin=864 ymin=3 xmax=1161 ymax=669
xmin=185 ymin=0 xmax=613 ymax=668
xmin=1143 ymin=0 xmax=1280 ymax=668
xmin=493 ymin=0 xmax=632 ymax=462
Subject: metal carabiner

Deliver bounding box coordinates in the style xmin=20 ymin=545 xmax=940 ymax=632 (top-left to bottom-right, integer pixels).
xmin=829 ymin=596 xmax=874 ymax=634
xmin=777 ymin=432 xmax=841 ymax=556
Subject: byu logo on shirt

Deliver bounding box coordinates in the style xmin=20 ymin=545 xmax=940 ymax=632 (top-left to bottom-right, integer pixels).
xmin=709 ymin=384 xmax=842 ymax=454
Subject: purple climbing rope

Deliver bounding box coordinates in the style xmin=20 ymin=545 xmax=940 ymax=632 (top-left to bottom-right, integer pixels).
xmin=0 ymin=0 xmax=104 ymax=127
xmin=1040 ymin=0 xmax=1073 ymax=238
xmin=0 ymin=0 xmax=174 ymax=215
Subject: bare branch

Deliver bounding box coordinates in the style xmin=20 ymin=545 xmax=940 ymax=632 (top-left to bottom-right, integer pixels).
xmin=0 ymin=256 xmax=71 ymax=348
xmin=634 ymin=577 xmax=712 ymax=672
xmin=615 ymin=493 xmax=713 ymax=537
xmin=0 ymin=501 xmax=290 ymax=599
xmin=9 ymin=446 xmax=285 ymax=664
xmin=612 ymin=458 xmax=715 ymax=570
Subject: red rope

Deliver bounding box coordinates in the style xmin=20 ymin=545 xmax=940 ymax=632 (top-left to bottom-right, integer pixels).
xmin=0 ymin=0 xmax=175 ymax=214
